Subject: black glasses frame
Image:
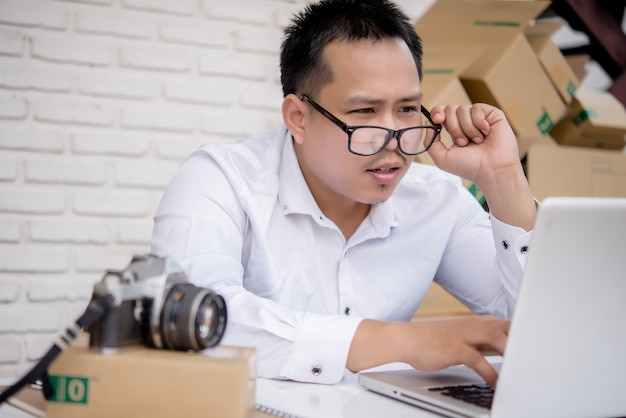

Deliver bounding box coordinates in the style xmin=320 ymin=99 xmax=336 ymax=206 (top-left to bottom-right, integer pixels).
xmin=299 ymin=94 xmax=442 ymax=156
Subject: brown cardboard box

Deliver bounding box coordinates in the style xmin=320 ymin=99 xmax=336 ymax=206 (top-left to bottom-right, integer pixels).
xmin=46 ymin=343 xmax=256 ymax=418
xmin=549 ymin=88 xmax=626 ymax=150
xmin=525 ymin=19 xmax=580 ymax=105
xmin=527 ymin=144 xmax=626 ymax=201
xmin=565 ymin=54 xmax=590 ymax=83
xmin=415 ymin=1 xmax=566 ymax=157
xmin=413 ymin=282 xmax=473 ymax=319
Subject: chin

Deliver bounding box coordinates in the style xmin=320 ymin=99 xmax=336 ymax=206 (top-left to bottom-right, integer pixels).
xmin=364 ymin=187 xmax=395 ymax=205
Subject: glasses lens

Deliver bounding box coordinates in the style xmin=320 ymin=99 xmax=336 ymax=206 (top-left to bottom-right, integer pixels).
xmin=399 ymin=127 xmax=433 ymax=155
xmin=350 ymin=127 xmax=390 ymax=155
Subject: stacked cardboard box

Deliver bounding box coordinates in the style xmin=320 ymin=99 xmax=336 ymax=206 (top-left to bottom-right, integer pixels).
xmin=412 ymin=0 xmax=626 ymax=319
xmin=526 ymin=85 xmax=626 ymax=202
xmin=525 ymin=19 xmax=579 ymax=106
xmin=413 ymin=0 xmax=626 ymax=202
xmin=550 ymin=88 xmax=626 ymax=150
xmin=414 ymin=0 xmax=568 ymax=158
xmin=527 ymin=144 xmax=626 ymax=201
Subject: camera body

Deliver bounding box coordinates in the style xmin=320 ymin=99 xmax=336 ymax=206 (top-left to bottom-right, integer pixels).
xmin=89 ymin=254 xmax=227 ymax=352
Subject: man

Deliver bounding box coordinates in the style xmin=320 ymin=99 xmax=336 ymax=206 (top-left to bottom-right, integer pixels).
xmin=151 ymin=0 xmax=536 ymax=387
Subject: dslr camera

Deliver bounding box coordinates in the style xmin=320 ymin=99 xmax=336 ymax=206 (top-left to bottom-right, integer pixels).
xmin=88 ymin=254 xmax=227 ymax=351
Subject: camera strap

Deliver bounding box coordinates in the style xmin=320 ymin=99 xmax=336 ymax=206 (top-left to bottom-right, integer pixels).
xmin=0 ymin=293 xmax=115 ymax=405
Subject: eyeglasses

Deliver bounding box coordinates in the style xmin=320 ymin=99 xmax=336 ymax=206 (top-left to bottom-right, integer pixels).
xmin=299 ymin=94 xmax=442 ymax=156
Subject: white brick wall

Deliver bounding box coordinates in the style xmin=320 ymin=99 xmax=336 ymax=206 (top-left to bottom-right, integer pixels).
xmin=0 ymin=0 xmax=432 ymax=377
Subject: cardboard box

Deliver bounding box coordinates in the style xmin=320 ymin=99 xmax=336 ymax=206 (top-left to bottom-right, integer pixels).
xmin=549 ymin=88 xmax=626 ymax=150
xmin=413 ymin=282 xmax=473 ymax=319
xmin=46 ymin=343 xmax=256 ymax=418
xmin=415 ymin=1 xmax=566 ymax=157
xmin=565 ymin=54 xmax=590 ymax=83
xmin=527 ymin=144 xmax=626 ymax=201
xmin=525 ymin=19 xmax=580 ymax=105
xmin=420 ymin=43 xmax=484 ymax=110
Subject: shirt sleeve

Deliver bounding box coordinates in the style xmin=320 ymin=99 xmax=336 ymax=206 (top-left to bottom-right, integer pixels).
xmin=150 ymin=150 xmax=363 ymax=384
xmin=433 ymin=187 xmax=533 ymax=320
xmin=489 ymin=213 xmax=533 ymax=306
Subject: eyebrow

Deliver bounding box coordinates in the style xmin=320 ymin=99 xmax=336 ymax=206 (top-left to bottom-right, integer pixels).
xmin=344 ymin=92 xmax=423 ymax=107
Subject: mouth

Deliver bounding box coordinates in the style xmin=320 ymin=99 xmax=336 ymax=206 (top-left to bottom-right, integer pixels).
xmin=365 ymin=161 xmax=405 ymax=185
xmin=367 ymin=167 xmax=399 ymax=173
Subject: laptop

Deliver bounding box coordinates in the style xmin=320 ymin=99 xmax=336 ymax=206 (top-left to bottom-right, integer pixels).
xmin=359 ymin=196 xmax=626 ymax=418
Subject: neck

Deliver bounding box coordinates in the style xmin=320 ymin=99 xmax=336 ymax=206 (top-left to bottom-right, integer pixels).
xmin=317 ymin=195 xmax=371 ymax=241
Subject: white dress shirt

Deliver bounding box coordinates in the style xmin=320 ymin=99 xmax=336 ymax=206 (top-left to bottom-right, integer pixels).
xmin=151 ymin=125 xmax=532 ymax=384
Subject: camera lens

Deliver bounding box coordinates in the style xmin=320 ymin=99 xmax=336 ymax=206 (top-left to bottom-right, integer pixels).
xmin=159 ymin=283 xmax=227 ymax=351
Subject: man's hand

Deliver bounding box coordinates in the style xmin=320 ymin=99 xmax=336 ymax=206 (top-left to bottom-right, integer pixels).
xmin=425 ymin=103 xmax=536 ymax=231
xmin=401 ymin=316 xmax=509 ymax=387
xmin=347 ymin=316 xmax=510 ymax=387
xmin=426 ymin=103 xmax=519 ymax=188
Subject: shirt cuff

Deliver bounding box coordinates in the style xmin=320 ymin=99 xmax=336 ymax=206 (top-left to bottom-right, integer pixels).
xmin=490 ymin=213 xmax=534 ymax=309
xmin=284 ymin=315 xmax=364 ymax=384
xmin=490 ymin=214 xmax=533 ymax=266
xmin=490 ymin=196 xmax=540 ymax=269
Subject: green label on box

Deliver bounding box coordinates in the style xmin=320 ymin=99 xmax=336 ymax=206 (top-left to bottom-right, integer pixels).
xmin=474 ymin=20 xmax=520 ymax=27
xmin=423 ymin=69 xmax=455 ymax=75
xmin=48 ymin=375 xmax=89 ymax=405
xmin=468 ymin=183 xmax=486 ymax=206
xmin=536 ymin=108 xmax=553 ymax=134
xmin=566 ymin=81 xmax=577 ymax=99
xmin=572 ymin=109 xmax=596 ymax=127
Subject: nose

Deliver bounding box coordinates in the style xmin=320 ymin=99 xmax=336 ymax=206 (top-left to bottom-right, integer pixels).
xmin=383 ymin=131 xmax=401 ymax=151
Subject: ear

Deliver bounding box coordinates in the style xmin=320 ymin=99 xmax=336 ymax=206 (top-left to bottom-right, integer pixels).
xmin=282 ymin=94 xmax=307 ymax=145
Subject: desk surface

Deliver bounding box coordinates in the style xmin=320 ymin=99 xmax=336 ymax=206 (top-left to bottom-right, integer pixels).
xmin=256 ymin=363 xmax=442 ymax=418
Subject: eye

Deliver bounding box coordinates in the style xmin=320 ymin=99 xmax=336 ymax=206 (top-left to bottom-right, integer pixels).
xmin=399 ymin=106 xmax=418 ymax=113
xmin=351 ymin=108 xmax=374 ymax=114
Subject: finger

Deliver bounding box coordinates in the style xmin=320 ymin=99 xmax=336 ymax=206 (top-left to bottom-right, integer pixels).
xmin=484 ymin=327 xmax=509 ymax=356
xmin=439 ymin=104 xmax=460 ymax=135
xmin=469 ymin=317 xmax=510 ymax=356
xmin=456 ymin=105 xmax=485 ymax=144
xmin=471 ymin=104 xmax=491 ymax=137
xmin=462 ymin=348 xmax=500 ymax=387
xmin=428 ymin=104 xmax=447 ymax=124
xmin=442 ymin=105 xmax=474 ymax=147
xmin=425 ymin=133 xmax=450 ymax=167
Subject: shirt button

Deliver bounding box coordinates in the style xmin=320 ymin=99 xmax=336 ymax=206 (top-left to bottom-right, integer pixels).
xmin=311 ymin=366 xmax=322 ymax=376
xmin=501 ymin=240 xmax=509 ymax=250
xmin=344 ymin=306 xmax=351 ymax=315
xmin=520 ymin=245 xmax=529 ymax=254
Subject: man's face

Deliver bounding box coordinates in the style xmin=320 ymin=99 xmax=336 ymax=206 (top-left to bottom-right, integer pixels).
xmin=293 ymin=37 xmax=423 ymax=209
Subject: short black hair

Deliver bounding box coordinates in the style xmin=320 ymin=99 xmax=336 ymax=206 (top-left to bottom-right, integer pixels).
xmin=280 ymin=0 xmax=423 ymax=98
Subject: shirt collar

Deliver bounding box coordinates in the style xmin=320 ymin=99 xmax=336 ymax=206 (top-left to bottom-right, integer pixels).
xmin=278 ymin=132 xmax=320 ymax=217
xmin=277 ymin=130 xmax=398 ymax=236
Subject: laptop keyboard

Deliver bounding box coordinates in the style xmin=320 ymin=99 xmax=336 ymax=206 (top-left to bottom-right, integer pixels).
xmin=428 ymin=383 xmax=494 ymax=409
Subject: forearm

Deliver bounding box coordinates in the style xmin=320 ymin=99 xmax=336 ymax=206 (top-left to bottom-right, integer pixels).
xmin=346 ymin=319 xmax=407 ymax=372
xmin=478 ymin=162 xmax=537 ymax=232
